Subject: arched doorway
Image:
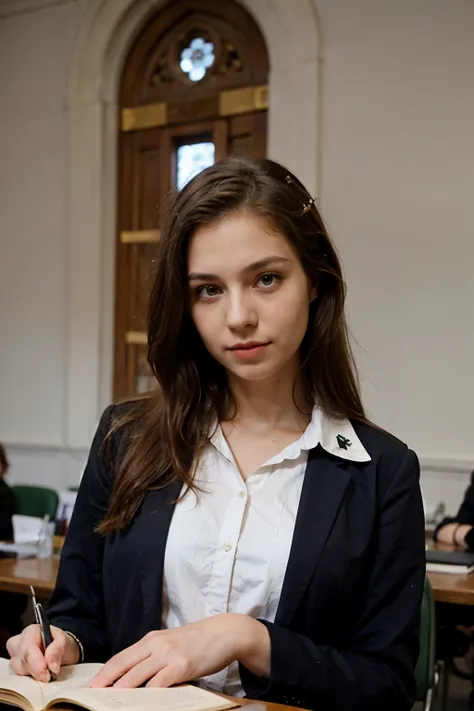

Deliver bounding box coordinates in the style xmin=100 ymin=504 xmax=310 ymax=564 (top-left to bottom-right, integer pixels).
xmin=113 ymin=0 xmax=269 ymax=399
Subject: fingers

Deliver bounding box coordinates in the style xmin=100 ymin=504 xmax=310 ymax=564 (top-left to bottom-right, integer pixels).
xmin=24 ymin=645 xmax=51 ymax=682
xmin=112 ymin=656 xmax=159 ymax=688
xmin=146 ymin=660 xmax=190 ymax=689
xmin=44 ymin=630 xmax=69 ymax=675
xmin=7 ymin=624 xmax=71 ymax=682
xmin=7 ymin=626 xmax=50 ymax=682
xmin=6 ymin=632 xmax=21 ymax=661
xmin=90 ymin=643 xmax=150 ymax=688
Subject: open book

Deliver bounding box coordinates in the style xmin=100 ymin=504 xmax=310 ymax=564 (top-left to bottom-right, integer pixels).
xmin=0 ymin=660 xmax=238 ymax=711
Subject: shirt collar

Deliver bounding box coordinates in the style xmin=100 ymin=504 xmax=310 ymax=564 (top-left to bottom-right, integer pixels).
xmin=209 ymin=406 xmax=371 ymax=466
xmin=317 ymin=407 xmax=371 ymax=462
xmin=278 ymin=405 xmax=371 ymax=464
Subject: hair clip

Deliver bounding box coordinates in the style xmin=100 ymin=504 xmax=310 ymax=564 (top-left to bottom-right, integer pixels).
xmin=285 ymin=174 xmax=316 ymax=216
xmin=301 ymin=198 xmax=315 ymax=216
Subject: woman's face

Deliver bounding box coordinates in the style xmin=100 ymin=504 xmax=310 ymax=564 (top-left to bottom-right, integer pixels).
xmin=188 ymin=211 xmax=316 ymax=384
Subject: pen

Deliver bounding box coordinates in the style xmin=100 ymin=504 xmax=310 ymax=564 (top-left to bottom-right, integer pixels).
xmin=30 ymin=586 xmax=57 ymax=682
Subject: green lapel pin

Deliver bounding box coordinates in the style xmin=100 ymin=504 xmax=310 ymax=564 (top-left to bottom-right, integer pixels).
xmin=336 ymin=434 xmax=352 ymax=450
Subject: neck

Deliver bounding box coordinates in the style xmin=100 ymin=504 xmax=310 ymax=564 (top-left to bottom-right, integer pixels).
xmin=226 ymin=358 xmax=311 ymax=432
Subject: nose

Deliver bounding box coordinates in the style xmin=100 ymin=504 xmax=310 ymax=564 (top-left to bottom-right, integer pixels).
xmin=226 ymin=289 xmax=258 ymax=332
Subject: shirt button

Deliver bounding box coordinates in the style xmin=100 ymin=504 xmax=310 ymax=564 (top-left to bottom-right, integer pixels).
xmin=224 ymin=541 xmax=232 ymax=552
xmin=239 ymin=491 xmax=245 ymax=499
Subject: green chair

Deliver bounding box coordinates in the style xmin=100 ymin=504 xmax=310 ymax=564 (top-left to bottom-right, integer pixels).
xmin=12 ymin=485 xmax=59 ymax=520
xmin=414 ymin=576 xmax=438 ymax=711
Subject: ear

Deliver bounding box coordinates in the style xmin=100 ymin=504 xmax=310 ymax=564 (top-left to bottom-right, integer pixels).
xmin=309 ymin=284 xmax=318 ymax=303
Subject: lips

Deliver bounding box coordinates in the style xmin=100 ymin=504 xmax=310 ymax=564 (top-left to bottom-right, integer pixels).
xmin=228 ymin=341 xmax=270 ymax=350
xmin=227 ymin=342 xmax=271 ymax=360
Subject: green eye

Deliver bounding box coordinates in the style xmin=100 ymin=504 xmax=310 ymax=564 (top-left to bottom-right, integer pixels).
xmin=258 ymin=273 xmax=280 ymax=288
xmin=195 ymin=284 xmax=220 ymax=299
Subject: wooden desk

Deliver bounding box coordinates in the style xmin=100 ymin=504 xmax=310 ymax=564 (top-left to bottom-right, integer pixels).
xmin=56 ymin=699 xmax=303 ymax=711
xmin=0 ymin=555 xmax=59 ymax=597
xmin=426 ymin=537 xmax=474 ymax=606
xmin=228 ymin=698 xmax=303 ymax=711
xmin=3 ymin=534 xmax=474 ymax=608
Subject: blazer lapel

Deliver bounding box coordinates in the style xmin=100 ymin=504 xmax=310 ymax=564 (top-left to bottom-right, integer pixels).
xmin=136 ymin=480 xmax=182 ymax=631
xmin=275 ymin=447 xmax=352 ymax=627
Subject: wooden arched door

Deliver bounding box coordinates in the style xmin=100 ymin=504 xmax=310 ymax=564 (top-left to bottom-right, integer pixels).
xmin=113 ymin=0 xmax=269 ymax=400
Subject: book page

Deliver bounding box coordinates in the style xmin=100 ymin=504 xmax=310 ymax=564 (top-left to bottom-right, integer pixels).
xmin=57 ymin=685 xmax=238 ymax=711
xmin=0 ymin=657 xmax=13 ymax=675
xmin=0 ymin=661 xmax=105 ymax=711
xmin=0 ymin=659 xmax=42 ymax=711
xmin=43 ymin=664 xmax=104 ymax=706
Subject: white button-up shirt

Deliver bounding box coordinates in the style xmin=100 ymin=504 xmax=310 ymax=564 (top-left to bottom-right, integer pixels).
xmin=162 ymin=406 xmax=371 ymax=696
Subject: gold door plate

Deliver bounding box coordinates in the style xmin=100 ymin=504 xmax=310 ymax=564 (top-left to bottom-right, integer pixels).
xmin=219 ymin=85 xmax=268 ymax=117
xmin=121 ymin=102 xmax=167 ymax=132
xmin=120 ymin=230 xmax=161 ymax=244
xmin=125 ymin=331 xmax=148 ymax=345
xmin=121 ymin=84 xmax=268 ymax=131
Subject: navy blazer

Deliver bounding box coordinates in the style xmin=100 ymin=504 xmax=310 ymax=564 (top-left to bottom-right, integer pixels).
xmin=48 ymin=405 xmax=425 ymax=711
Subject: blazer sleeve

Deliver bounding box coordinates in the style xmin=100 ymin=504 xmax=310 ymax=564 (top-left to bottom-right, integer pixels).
xmin=240 ymin=449 xmax=425 ymax=711
xmin=47 ymin=405 xmax=116 ymax=662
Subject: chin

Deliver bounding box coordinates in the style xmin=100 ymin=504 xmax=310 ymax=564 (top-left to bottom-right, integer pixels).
xmin=226 ymin=361 xmax=282 ymax=383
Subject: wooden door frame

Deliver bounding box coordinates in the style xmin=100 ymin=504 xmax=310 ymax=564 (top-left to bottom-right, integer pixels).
xmin=113 ymin=117 xmax=230 ymax=399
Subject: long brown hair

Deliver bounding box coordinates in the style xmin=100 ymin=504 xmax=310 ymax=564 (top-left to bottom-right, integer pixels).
xmin=99 ymin=155 xmax=365 ymax=534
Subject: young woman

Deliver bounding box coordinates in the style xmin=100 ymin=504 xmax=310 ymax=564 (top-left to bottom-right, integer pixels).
xmin=7 ymin=156 xmax=425 ymax=710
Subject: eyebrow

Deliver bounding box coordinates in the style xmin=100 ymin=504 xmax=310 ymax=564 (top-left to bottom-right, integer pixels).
xmin=188 ymin=256 xmax=291 ymax=282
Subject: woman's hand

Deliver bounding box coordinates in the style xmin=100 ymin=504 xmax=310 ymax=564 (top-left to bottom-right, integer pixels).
xmin=89 ymin=613 xmax=270 ymax=689
xmin=7 ymin=624 xmax=80 ymax=682
xmin=454 ymin=524 xmax=473 ymax=548
xmin=437 ymin=522 xmax=473 ymax=548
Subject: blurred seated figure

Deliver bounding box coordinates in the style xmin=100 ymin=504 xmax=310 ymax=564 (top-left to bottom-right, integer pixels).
xmin=434 ymin=470 xmax=474 ymax=549
xmin=0 ymin=444 xmax=26 ymax=657
xmin=0 ymin=444 xmax=14 ymax=540
xmin=434 ymin=470 xmax=474 ymax=690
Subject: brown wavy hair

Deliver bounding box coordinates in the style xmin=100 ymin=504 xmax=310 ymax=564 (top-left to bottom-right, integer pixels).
xmin=98 ymin=155 xmax=365 ymax=534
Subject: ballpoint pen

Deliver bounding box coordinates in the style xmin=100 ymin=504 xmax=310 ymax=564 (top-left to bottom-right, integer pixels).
xmin=30 ymin=586 xmax=57 ymax=682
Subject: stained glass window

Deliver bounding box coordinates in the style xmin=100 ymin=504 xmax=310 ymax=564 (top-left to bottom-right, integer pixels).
xmin=180 ymin=37 xmax=215 ymax=82
xmin=176 ymin=142 xmax=215 ymax=190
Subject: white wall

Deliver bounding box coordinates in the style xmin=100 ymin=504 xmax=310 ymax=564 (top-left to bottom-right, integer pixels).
xmin=0 ymin=0 xmax=88 ymax=488
xmin=317 ymin=0 xmax=474 ymax=449
xmin=315 ymin=0 xmax=474 ymax=512
xmin=0 ymin=0 xmax=473 ymax=512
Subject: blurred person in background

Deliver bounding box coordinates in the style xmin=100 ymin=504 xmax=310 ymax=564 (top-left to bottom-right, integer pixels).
xmin=434 ymin=470 xmax=474 ymax=695
xmin=435 ymin=470 xmax=474 ymax=550
xmin=0 ymin=443 xmax=26 ymax=657
xmin=0 ymin=443 xmax=14 ymax=540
